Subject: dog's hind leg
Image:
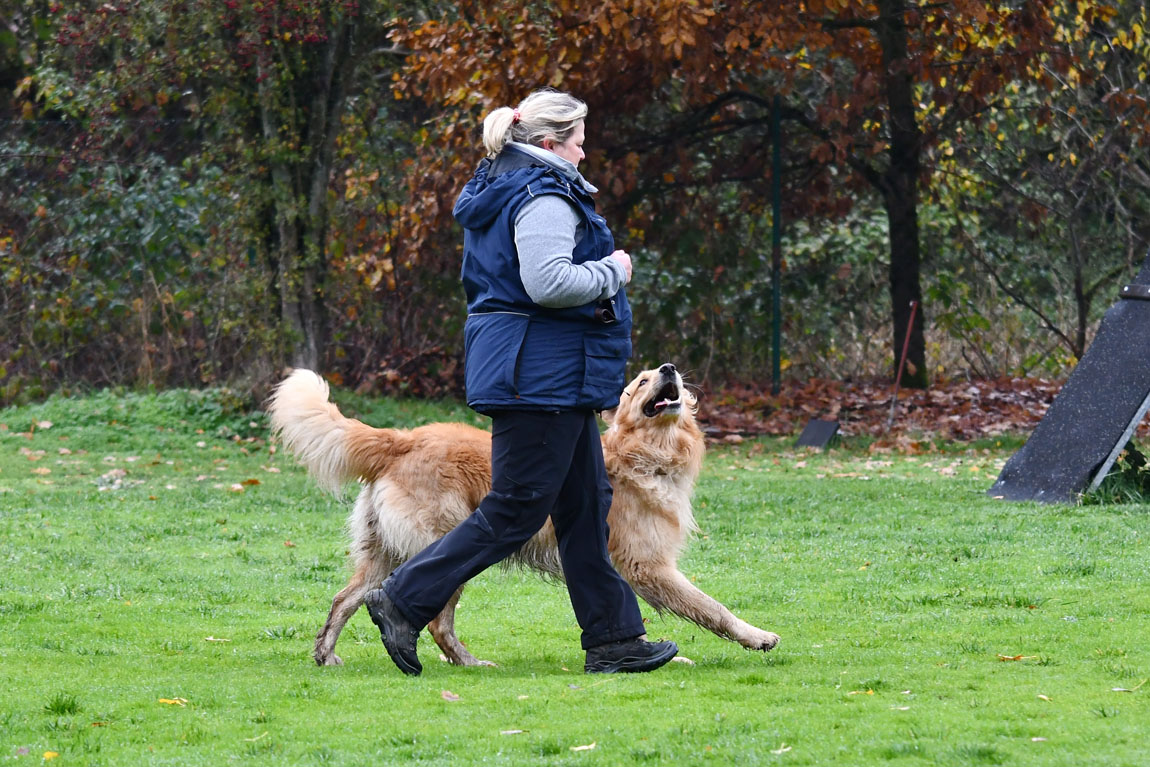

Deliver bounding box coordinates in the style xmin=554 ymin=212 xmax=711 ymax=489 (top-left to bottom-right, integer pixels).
xmin=314 ymin=552 xmax=397 ymax=666
xmin=627 ymin=565 xmax=780 ymax=652
xmin=427 ymin=585 xmax=496 ymax=667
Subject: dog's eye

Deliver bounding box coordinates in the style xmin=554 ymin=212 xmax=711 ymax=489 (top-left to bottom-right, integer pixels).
xmin=638 ymin=379 xmax=648 ymax=387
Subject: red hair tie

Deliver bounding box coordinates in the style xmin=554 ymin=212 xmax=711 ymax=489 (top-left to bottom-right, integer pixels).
xmin=512 ymin=109 xmax=521 ymax=124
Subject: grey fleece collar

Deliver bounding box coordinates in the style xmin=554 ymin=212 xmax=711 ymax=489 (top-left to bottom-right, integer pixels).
xmin=508 ymin=142 xmax=599 ymax=194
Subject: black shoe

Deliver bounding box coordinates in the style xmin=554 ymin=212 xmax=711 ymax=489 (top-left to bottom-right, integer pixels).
xmin=363 ymin=585 xmax=422 ymax=676
xmin=584 ymin=637 xmax=679 ymax=674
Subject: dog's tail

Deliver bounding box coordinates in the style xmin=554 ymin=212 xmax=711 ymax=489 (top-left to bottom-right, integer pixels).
xmin=267 ymin=369 xmax=402 ymax=494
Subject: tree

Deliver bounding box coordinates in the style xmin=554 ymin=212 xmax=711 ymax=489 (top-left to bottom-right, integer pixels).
xmin=935 ymin=1 xmax=1149 ymax=365
xmin=390 ymin=0 xmax=1094 ymax=387
xmin=38 ymin=0 xmax=391 ymax=371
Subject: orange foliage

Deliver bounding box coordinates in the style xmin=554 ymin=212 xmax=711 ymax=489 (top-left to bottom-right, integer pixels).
xmin=388 ymin=0 xmax=1081 ymax=264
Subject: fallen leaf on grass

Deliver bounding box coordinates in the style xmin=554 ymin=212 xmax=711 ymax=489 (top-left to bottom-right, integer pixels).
xmin=890 ymin=706 xmax=910 ymax=711
xmin=441 ymin=690 xmax=460 ymax=702
xmin=671 ymin=655 xmax=695 ymax=666
xmin=283 ymin=540 xmax=296 ymax=548
xmin=229 ymin=484 xmax=245 ymax=493
xmin=1037 ymin=694 xmax=1052 ymax=702
xmin=500 ymin=730 xmax=525 ymax=735
xmin=158 ymin=698 xmax=188 ymax=706
xmin=997 ymin=654 xmax=1038 ymax=662
xmin=848 ymin=689 xmax=875 ymax=696
xmin=90 ymin=722 xmax=108 ymax=727
xmin=1111 ymin=678 xmax=1146 ymax=693
xmin=570 ymin=742 xmax=596 ymax=752
xmin=204 ymin=636 xmax=230 ymax=642
xmin=31 ymin=467 xmax=51 ymax=475
xmin=770 ymin=743 xmax=792 ymax=754
xmin=243 ymin=732 xmax=268 ymax=742
xmin=43 ymin=752 xmax=59 ymax=760
xmin=242 ymin=478 xmax=261 ymax=486
xmin=1031 ymin=737 xmax=1047 ymax=742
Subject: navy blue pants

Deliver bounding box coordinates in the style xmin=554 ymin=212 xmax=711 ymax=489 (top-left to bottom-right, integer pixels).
xmin=381 ymin=409 xmax=646 ymax=650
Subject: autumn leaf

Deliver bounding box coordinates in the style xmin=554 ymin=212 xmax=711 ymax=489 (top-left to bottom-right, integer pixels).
xmin=570 ymin=742 xmax=596 ymax=752
xmin=43 ymin=752 xmax=59 ymax=761
xmin=158 ymin=697 xmax=188 ymax=706
xmin=1111 ymin=678 xmax=1146 ymax=692
xmin=441 ymin=690 xmax=460 ymax=701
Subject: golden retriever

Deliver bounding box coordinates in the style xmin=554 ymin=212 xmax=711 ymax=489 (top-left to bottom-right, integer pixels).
xmin=268 ymin=364 xmax=780 ymax=666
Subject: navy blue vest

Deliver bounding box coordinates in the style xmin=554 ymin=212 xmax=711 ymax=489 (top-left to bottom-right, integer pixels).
xmin=453 ymin=150 xmax=632 ymax=413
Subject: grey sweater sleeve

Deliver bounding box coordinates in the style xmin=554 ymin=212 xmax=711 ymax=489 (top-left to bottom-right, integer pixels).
xmin=514 ymin=195 xmax=628 ymax=308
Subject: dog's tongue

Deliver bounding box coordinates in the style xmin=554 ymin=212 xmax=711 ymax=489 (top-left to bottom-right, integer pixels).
xmin=654 ymin=398 xmax=676 ymax=411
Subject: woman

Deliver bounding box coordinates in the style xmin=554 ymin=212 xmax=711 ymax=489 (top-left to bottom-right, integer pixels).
xmin=363 ymin=89 xmax=678 ymax=675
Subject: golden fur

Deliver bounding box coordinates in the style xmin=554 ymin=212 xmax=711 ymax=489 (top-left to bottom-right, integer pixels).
xmin=268 ymin=365 xmax=780 ymax=666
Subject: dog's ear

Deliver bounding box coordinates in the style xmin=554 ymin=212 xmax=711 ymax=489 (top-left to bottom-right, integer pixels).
xmin=599 ymin=407 xmax=617 ymax=425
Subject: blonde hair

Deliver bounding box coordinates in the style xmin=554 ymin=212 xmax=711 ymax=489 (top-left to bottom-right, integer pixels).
xmin=482 ymin=89 xmax=588 ymax=158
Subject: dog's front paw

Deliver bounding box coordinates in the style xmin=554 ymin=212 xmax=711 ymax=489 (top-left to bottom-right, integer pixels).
xmin=315 ymin=653 xmax=343 ymax=666
xmin=746 ymin=630 xmax=780 ymax=652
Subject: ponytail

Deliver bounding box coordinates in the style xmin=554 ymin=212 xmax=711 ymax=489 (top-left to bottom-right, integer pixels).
xmin=480 ymin=89 xmax=588 ymax=159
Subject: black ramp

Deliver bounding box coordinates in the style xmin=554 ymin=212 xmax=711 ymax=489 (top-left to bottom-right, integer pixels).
xmin=795 ymin=419 xmax=839 ymax=449
xmin=989 ymin=252 xmax=1150 ymax=503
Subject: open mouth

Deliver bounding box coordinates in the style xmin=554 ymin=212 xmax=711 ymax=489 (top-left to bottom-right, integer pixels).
xmin=642 ymin=379 xmax=683 ymax=417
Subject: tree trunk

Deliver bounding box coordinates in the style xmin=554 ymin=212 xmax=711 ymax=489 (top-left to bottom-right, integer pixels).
xmin=260 ymin=78 xmax=322 ymax=371
xmin=876 ymin=0 xmax=927 ymax=387
xmin=258 ymin=16 xmax=358 ymax=372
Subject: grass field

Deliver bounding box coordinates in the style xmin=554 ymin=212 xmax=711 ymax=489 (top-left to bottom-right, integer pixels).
xmin=2 ymin=387 xmax=1148 ymax=766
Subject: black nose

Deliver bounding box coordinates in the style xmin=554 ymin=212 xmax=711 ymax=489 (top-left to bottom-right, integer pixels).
xmin=659 ymin=363 xmax=677 ymax=375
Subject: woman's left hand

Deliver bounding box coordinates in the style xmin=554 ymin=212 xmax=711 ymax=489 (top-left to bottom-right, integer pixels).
xmin=608 ymin=250 xmax=633 ymax=282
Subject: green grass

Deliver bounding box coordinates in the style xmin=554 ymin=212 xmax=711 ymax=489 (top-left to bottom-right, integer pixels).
xmin=2 ymin=389 xmax=1148 ymax=766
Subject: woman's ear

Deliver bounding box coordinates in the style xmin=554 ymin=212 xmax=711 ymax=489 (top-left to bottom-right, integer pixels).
xmin=542 ymin=138 xmax=554 ymax=151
